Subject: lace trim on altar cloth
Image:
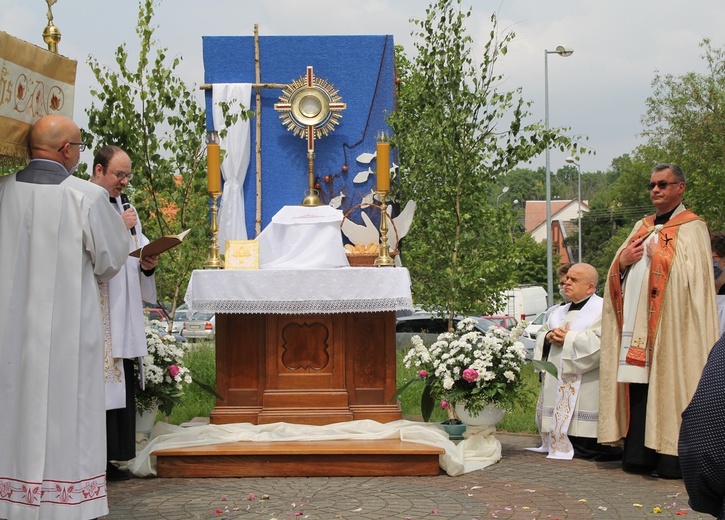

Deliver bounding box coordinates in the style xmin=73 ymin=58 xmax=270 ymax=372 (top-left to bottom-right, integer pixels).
xmin=183 ymin=267 xmax=415 ymax=315
xmin=188 ymin=297 xmax=414 ymax=314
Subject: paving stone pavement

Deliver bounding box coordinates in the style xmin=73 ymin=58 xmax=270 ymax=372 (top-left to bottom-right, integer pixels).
xmin=105 ymin=433 xmax=710 ymax=520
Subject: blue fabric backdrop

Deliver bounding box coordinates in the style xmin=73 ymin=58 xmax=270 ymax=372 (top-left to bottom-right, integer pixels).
xmin=202 ymin=35 xmax=396 ymax=239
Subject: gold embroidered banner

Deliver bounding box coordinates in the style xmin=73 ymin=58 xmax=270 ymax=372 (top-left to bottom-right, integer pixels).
xmin=0 ymin=31 xmax=76 ymax=164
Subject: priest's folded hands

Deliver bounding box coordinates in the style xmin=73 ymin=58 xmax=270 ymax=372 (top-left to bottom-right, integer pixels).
xmin=546 ymin=323 xmax=571 ymax=347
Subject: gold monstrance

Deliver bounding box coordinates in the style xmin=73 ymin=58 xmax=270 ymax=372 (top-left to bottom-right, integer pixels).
xmin=274 ymin=66 xmax=346 ymax=206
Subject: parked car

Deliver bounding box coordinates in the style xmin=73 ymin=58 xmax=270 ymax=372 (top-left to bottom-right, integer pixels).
xmin=147 ymin=319 xmax=187 ymax=343
xmin=143 ymin=307 xmax=168 ymax=324
xmin=523 ymin=311 xmax=546 ymax=340
xmin=495 ymin=285 xmax=548 ymax=322
xmin=171 ymin=303 xmax=189 ymax=334
xmin=396 ymin=312 xmax=496 ymax=335
xmin=396 ymin=311 xmax=534 ymax=360
xmin=482 ymin=315 xmax=519 ymax=330
xmin=182 ymin=312 xmax=216 ymax=340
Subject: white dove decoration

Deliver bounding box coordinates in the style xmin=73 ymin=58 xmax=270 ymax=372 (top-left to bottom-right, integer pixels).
xmin=387 ymin=200 xmax=416 ymax=249
xmin=341 ymin=210 xmax=379 ymax=247
xmin=340 ymin=200 xmax=417 ymax=266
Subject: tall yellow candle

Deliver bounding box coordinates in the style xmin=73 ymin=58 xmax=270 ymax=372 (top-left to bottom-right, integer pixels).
xmin=207 ymin=142 xmax=221 ymax=193
xmin=376 ymin=140 xmax=390 ymax=192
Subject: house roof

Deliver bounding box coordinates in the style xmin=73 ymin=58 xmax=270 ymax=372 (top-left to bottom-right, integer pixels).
xmin=525 ymin=200 xmax=576 ymax=232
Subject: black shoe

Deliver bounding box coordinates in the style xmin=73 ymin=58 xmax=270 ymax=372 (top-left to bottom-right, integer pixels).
xmin=106 ymin=462 xmax=132 ymax=481
xmin=622 ymin=463 xmax=653 ymax=475
xmin=651 ymin=469 xmax=682 ymax=479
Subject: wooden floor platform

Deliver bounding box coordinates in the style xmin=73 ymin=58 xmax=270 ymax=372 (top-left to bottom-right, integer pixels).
xmin=153 ymin=439 xmax=444 ymax=477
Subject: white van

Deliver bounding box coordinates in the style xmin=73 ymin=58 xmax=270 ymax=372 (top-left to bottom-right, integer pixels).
xmin=497 ymin=285 xmax=548 ymax=322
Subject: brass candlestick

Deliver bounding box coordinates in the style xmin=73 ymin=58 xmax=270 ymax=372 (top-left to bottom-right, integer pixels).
xmin=204 ymin=192 xmax=224 ymax=269
xmin=374 ymin=191 xmax=395 ymax=267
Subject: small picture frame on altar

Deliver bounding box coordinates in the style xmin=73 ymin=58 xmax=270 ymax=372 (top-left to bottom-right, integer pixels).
xmin=224 ymin=240 xmax=259 ymax=270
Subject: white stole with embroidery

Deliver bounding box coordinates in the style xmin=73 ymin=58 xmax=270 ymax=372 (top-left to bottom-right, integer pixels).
xmin=546 ymin=295 xmax=602 ymax=459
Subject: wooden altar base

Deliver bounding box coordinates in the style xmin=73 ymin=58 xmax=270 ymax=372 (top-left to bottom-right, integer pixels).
xmin=153 ymin=439 xmax=444 ymax=478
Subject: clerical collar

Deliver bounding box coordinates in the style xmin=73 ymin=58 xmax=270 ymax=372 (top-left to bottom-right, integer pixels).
xmin=569 ymin=295 xmax=591 ymax=311
xmin=654 ymin=205 xmax=679 ymax=225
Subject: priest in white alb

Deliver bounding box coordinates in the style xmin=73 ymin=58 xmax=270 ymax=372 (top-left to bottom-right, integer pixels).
xmin=90 ymin=145 xmax=158 ymax=481
xmin=0 ymin=115 xmax=128 ymax=520
xmin=531 ymin=263 xmax=621 ymax=461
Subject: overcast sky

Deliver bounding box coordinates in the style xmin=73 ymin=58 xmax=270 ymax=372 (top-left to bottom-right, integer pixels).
xmin=2 ymin=0 xmax=723 ymax=173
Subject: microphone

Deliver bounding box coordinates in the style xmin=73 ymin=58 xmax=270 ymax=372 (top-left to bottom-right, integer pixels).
xmin=120 ymin=193 xmax=136 ymax=236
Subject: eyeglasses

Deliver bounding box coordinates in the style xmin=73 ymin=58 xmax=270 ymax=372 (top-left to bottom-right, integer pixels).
xmin=107 ymin=169 xmax=134 ymax=181
xmin=57 ymin=142 xmax=87 ymax=152
xmin=647 ymin=181 xmax=680 ymax=191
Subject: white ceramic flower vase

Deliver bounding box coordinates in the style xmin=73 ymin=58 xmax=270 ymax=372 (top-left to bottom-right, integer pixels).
xmin=135 ymin=405 xmax=159 ymax=437
xmin=454 ymin=403 xmax=506 ymax=428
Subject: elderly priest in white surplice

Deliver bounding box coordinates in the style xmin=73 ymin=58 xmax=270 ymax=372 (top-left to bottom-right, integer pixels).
xmin=532 ymin=263 xmax=621 ymax=461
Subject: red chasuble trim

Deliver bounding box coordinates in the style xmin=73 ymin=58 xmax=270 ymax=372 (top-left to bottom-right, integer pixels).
xmin=608 ymin=210 xmax=701 ymax=367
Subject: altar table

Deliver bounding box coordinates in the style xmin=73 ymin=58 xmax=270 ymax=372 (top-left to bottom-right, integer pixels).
xmin=185 ymin=268 xmax=414 ymax=425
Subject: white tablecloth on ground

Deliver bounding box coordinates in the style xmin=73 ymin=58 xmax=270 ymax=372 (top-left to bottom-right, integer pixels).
xmin=185 ymin=267 xmax=414 ymax=315
xmin=127 ymin=420 xmax=502 ymax=477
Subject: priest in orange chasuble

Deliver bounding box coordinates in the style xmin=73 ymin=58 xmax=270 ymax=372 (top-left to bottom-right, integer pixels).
xmin=598 ymin=163 xmax=719 ymax=479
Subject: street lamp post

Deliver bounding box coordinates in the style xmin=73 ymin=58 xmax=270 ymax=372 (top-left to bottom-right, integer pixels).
xmin=566 ymin=157 xmax=582 ymax=262
xmin=496 ymin=186 xmax=509 ymax=209
xmin=544 ymin=45 xmax=573 ymax=306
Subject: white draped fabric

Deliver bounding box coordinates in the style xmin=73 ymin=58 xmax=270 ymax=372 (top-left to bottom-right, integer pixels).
xmin=257 ymin=205 xmax=350 ymax=269
xmin=127 ymin=420 xmax=500 ymax=477
xmin=185 ymin=267 xmax=414 ymax=315
xmin=212 ymin=83 xmax=253 ymax=250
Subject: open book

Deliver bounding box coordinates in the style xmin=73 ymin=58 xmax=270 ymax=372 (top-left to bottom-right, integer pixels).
xmin=130 ymin=229 xmax=191 ymax=258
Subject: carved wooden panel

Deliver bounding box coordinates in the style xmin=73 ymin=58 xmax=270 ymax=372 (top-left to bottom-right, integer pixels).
xmin=211 ymin=311 xmax=401 ymax=425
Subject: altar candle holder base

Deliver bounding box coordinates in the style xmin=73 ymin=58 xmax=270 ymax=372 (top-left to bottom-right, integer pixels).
xmin=204 ymin=192 xmax=224 ymax=269
xmin=374 ymin=191 xmax=395 ymax=267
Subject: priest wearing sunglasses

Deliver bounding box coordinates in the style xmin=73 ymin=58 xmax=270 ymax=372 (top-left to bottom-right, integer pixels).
xmin=598 ymin=163 xmax=719 ymax=479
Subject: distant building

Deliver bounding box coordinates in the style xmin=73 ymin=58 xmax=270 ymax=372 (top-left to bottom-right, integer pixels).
xmin=525 ymin=199 xmax=590 ymax=264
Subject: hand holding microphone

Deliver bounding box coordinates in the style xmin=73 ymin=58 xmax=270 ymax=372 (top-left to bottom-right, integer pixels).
xmin=120 ymin=193 xmax=137 ymax=235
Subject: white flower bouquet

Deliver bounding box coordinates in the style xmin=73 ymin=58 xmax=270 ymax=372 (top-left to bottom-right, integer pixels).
xmin=401 ymin=317 xmax=529 ymax=419
xmin=136 ymin=322 xmax=193 ymax=416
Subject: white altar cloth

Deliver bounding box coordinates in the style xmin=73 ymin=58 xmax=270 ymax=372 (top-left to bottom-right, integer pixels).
xmin=185 ymin=267 xmax=414 ymax=315
xmin=257 ymin=205 xmax=349 ymax=269
xmin=127 ymin=419 xmax=502 ymax=477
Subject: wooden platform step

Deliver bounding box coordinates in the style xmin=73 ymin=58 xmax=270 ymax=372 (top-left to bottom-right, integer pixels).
xmin=153 ymin=439 xmax=444 ymax=477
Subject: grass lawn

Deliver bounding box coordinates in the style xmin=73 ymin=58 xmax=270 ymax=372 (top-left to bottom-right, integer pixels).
xmin=165 ymin=339 xmax=540 ymax=434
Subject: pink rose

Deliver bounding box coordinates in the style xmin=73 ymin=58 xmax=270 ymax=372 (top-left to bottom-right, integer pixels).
xmin=168 ymin=365 xmax=180 ymax=377
xmin=418 ymin=369 xmax=428 ymax=378
xmin=440 ymin=400 xmax=449 ymax=409
xmin=462 ymin=368 xmax=479 ymax=383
